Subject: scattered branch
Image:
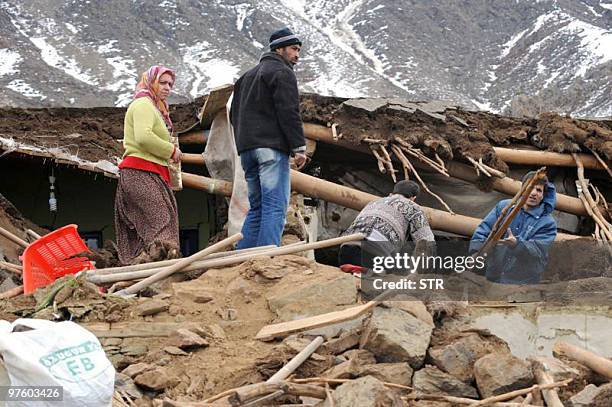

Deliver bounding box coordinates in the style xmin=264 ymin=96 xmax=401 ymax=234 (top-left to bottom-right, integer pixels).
xmin=390 ymin=145 xmax=454 ymax=213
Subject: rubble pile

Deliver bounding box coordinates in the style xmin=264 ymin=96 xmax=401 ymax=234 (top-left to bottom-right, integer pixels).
xmin=2 ymin=253 xmax=611 ymax=406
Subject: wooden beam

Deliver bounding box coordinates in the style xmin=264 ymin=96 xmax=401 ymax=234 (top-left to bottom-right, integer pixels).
xmin=553 ymin=341 xmax=612 ymax=379
xmin=493 ymin=147 xmax=605 ymax=171
xmin=178 ymin=130 xmax=209 ymax=145
xmin=255 ymin=301 xmax=377 ymax=340
xmin=198 ymin=84 xmax=234 ymax=129
xmin=0 ymin=225 xmax=28 ymax=248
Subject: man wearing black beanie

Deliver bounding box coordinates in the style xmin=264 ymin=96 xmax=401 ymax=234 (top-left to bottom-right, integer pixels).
xmin=230 ymin=27 xmax=307 ymax=249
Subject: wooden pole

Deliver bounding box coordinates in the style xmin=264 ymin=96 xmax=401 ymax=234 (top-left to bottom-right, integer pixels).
xmin=89 ymin=244 xmax=280 ymax=276
xmin=0 ymin=261 xmax=23 ymax=274
xmin=477 ymin=168 xmax=546 ymax=256
xmin=181 ymin=172 xmax=233 ymax=196
xmin=0 ymin=285 xmax=24 ymax=299
xmin=553 ymin=341 xmax=612 ymax=379
xmin=493 ymin=147 xmax=605 ymax=171
xmin=533 ymin=368 xmax=563 ymax=407
xmin=0 ymin=226 xmax=28 ymax=248
xmin=114 ymin=233 xmax=243 ymax=296
xmin=87 ymin=234 xmax=364 ymax=284
xmin=469 ymin=379 xmax=572 ymax=406
xmin=267 ymin=336 xmax=324 ymax=383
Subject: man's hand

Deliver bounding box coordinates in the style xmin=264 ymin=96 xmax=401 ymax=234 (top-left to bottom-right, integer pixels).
xmin=499 ymin=228 xmax=517 ymax=247
xmin=293 ymin=152 xmax=308 ymax=170
xmin=171 ymin=147 xmax=182 ymax=163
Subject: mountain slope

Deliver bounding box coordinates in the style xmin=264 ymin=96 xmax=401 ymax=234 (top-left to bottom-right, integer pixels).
xmin=0 ymin=0 xmax=610 ymax=117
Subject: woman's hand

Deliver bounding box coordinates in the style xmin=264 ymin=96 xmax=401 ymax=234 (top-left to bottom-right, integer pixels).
xmin=171 ymin=147 xmax=182 ymax=163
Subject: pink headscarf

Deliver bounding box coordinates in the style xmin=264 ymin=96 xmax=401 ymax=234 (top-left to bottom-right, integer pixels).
xmin=134 ymin=65 xmax=176 ymax=132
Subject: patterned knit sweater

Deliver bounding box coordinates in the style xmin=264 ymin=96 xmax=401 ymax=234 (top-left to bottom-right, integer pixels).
xmin=344 ymin=194 xmax=435 ymax=245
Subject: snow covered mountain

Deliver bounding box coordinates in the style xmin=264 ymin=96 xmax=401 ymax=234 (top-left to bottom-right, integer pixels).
xmin=0 ymin=0 xmax=610 ymax=117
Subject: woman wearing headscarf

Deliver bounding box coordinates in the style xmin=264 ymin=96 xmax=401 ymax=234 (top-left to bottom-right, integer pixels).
xmin=114 ymin=65 xmax=182 ymax=265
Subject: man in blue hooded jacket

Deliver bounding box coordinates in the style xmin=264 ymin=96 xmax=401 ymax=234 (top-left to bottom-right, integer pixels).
xmin=469 ymin=171 xmax=558 ymax=284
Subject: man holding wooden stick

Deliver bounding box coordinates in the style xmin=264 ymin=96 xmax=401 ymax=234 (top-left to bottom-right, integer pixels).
xmin=469 ymin=171 xmax=558 ymax=284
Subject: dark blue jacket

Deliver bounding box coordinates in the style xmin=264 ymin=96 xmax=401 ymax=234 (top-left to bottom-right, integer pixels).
xmin=469 ymin=182 xmax=558 ymax=284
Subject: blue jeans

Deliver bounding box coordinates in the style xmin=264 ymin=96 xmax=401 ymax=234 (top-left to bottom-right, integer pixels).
xmin=237 ymin=148 xmax=290 ymax=249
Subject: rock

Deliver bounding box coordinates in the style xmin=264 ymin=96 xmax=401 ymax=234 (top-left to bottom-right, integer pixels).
xmin=322 ymin=375 xmax=403 ymax=407
xmin=226 ymin=276 xmax=259 ymax=296
xmin=322 ymin=359 xmax=359 ymax=379
xmin=342 ymin=98 xmax=389 ymax=114
xmin=193 ymin=324 xmax=226 ymax=340
xmin=266 ymin=273 xmax=356 ymax=314
xmin=342 ymin=349 xmax=377 ymax=366
xmin=135 ymin=299 xmax=169 ymax=316
xmin=567 ymin=383 xmax=612 ymax=407
xmin=134 ymin=368 xmax=179 ymax=392
xmin=164 ymin=346 xmax=188 ymax=356
xmin=473 ymin=353 xmax=534 ymax=398
xmin=115 ymin=372 xmax=143 ymax=399
xmin=360 ymin=307 xmax=433 ymax=368
xmin=121 ymin=344 xmax=148 ymax=357
xmin=321 ymin=328 xmax=361 ymax=355
xmin=122 ymin=363 xmax=155 ymax=378
xmin=357 ymin=363 xmax=413 ymax=387
xmin=428 ymin=332 xmax=510 ymax=382
xmin=101 ymin=337 xmax=123 ymax=346
xmin=171 ymin=282 xmax=214 ymax=303
xmin=381 ymin=300 xmax=434 ymax=327
xmin=413 ymin=366 xmax=479 ymax=398
xmin=170 ymin=329 xmax=209 ymax=349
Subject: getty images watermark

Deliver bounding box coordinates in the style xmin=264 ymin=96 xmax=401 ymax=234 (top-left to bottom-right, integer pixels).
xmin=370 ymin=251 xmax=486 ymax=291
xmin=358 ymin=240 xmax=612 ymax=303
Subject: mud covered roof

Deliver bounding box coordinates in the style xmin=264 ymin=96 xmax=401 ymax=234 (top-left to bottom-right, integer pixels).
xmin=0 ymin=90 xmax=610 ymax=179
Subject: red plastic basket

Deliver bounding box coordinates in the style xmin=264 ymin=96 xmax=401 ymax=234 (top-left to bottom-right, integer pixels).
xmin=21 ymin=224 xmax=95 ymax=294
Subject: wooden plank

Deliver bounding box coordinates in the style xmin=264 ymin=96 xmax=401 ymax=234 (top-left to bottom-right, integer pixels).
xmin=255 ymin=302 xmax=377 ymax=341
xmin=198 ymin=84 xmax=234 ymax=129
xmin=80 ymin=321 xmax=201 ymax=338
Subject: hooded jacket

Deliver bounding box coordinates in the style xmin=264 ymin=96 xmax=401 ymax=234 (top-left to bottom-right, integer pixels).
xmin=230 ymin=52 xmax=305 ymax=155
xmin=469 ymin=182 xmax=558 ymax=284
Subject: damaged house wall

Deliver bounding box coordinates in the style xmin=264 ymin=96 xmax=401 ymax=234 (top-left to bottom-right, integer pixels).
xmin=0 ymin=155 xmax=217 ymax=255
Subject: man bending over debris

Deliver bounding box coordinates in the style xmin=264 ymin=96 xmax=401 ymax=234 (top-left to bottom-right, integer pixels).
xmin=338 ymin=180 xmax=435 ymax=270
xmin=230 ymin=27 xmax=307 ymax=249
xmin=469 ymin=171 xmax=558 ymax=284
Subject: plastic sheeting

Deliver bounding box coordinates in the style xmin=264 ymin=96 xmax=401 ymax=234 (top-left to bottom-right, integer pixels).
xmin=203 ymin=109 xmax=248 ymax=236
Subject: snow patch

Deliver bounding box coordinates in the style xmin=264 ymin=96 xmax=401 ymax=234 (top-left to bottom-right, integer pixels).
xmin=471 ymin=98 xmax=493 ymax=112
xmin=64 ymin=22 xmax=78 ymax=34
xmin=601 ymin=3 xmax=612 ymax=11
xmin=563 ymin=18 xmax=612 ymax=77
xmin=30 ymin=37 xmax=97 ymax=85
xmin=0 ymin=49 xmax=22 ymax=77
xmin=182 ymin=42 xmax=240 ymax=97
xmin=7 ymin=79 xmax=46 ymax=99
xmin=252 ymin=39 xmax=264 ymax=49
xmin=235 ymin=3 xmax=251 ymax=31
xmin=501 ymin=28 xmax=528 ymax=58
xmin=97 ymin=40 xmax=119 ymax=54
xmin=368 ymin=5 xmax=385 ymax=13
